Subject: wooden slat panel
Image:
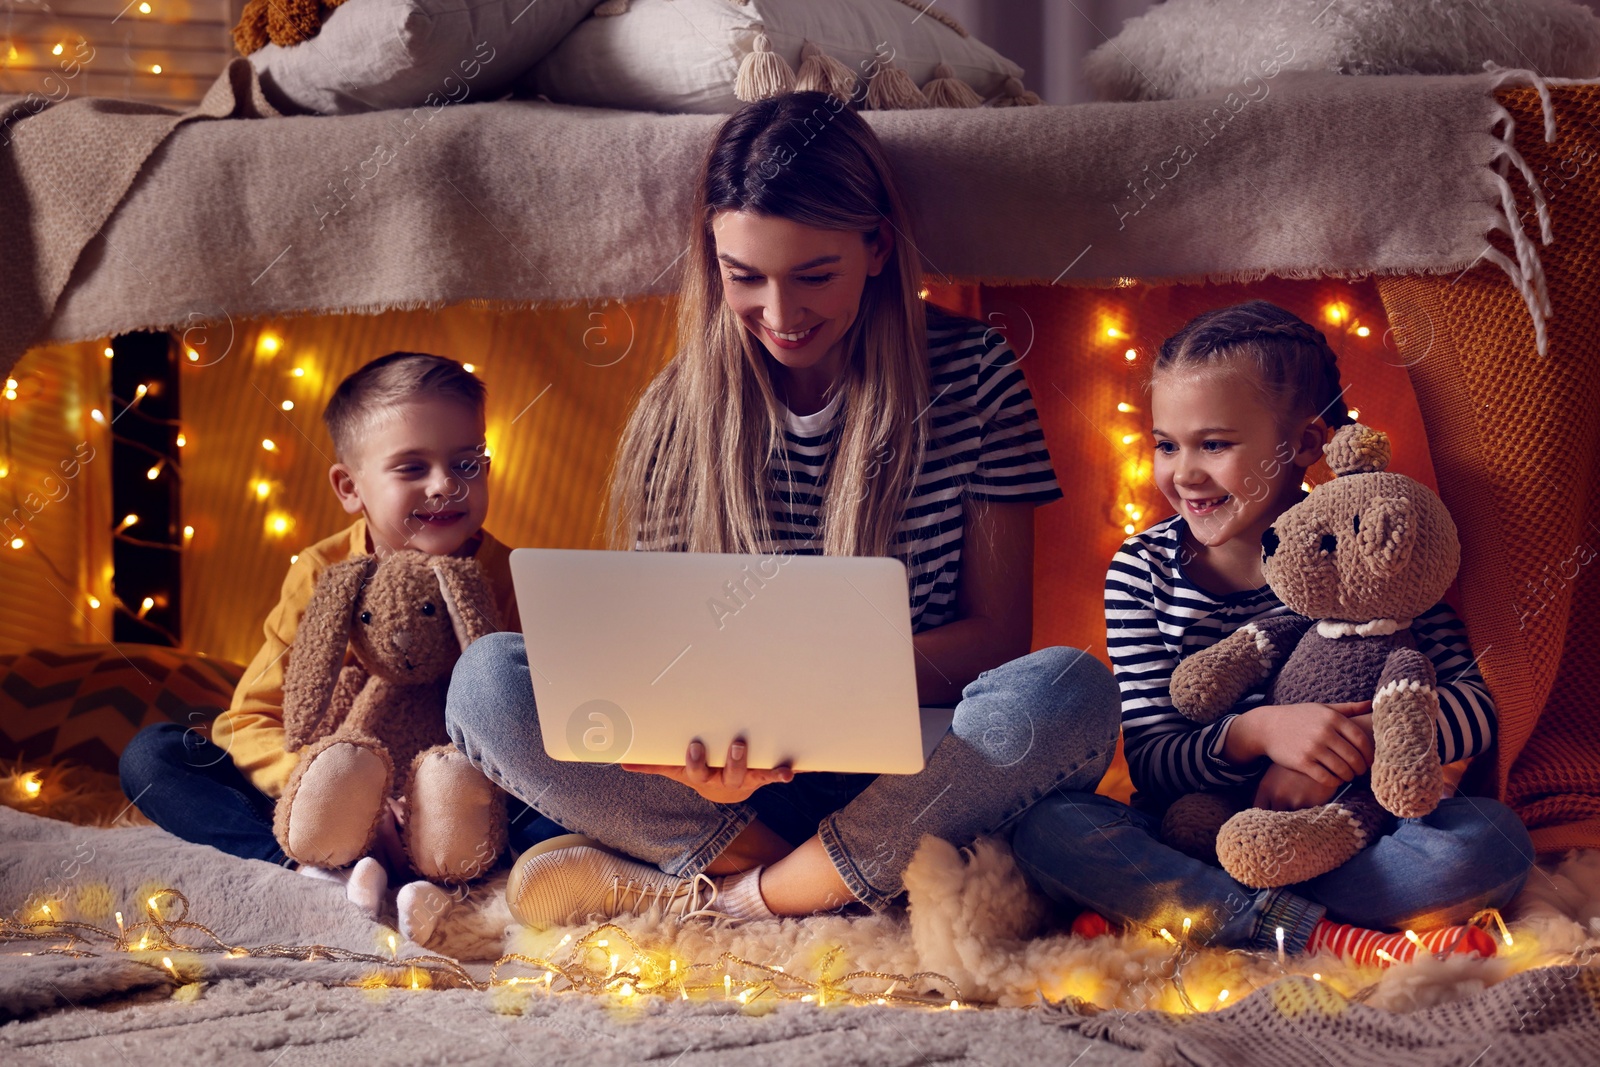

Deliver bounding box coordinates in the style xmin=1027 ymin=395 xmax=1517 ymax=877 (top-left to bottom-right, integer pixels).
xmin=0 ymin=341 xmax=114 ymax=655
xmin=6 ymin=12 xmax=232 ymax=50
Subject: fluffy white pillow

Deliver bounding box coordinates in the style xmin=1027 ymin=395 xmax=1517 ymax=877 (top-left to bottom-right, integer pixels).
xmin=520 ymin=0 xmax=1032 ymax=113
xmin=1086 ymin=0 xmax=1600 ymax=101
xmin=249 ymin=0 xmax=601 ymax=115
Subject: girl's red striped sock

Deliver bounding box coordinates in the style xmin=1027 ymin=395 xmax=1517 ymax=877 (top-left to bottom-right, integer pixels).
xmin=1305 ymin=919 xmax=1497 ymax=966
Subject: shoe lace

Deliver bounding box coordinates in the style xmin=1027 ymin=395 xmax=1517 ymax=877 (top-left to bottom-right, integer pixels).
xmin=607 ymin=872 xmax=735 ymax=922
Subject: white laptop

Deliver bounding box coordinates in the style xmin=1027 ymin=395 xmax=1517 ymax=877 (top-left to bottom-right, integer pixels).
xmin=509 ymin=548 xmax=939 ymax=774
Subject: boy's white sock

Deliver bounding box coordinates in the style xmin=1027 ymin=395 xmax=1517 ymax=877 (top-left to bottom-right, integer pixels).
xmin=397 ymin=881 xmax=453 ymax=946
xmin=717 ymin=867 xmax=775 ymax=921
xmin=346 ymin=856 xmax=388 ymax=916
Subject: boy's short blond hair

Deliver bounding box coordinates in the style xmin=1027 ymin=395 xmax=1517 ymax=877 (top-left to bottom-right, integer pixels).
xmin=324 ymin=352 xmax=485 ymax=464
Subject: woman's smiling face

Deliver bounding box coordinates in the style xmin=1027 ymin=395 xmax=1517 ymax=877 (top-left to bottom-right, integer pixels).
xmin=711 ymin=210 xmax=892 ymax=386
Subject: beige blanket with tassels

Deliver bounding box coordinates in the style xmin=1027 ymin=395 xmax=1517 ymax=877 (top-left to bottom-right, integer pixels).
xmin=0 ymin=60 xmax=1556 ymax=376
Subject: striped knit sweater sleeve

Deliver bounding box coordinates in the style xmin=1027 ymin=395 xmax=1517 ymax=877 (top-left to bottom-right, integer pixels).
xmin=1106 ymin=533 xmax=1264 ymax=802
xmin=1411 ymin=601 xmax=1497 ymax=763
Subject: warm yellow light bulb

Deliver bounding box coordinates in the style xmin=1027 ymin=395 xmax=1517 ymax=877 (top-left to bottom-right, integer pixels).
xmin=1356 ymin=326 xmax=1371 ymax=337
xmin=150 ymin=64 xmax=161 ymax=74
xmin=183 ymin=525 xmax=194 ymax=540
xmin=1106 ymin=327 xmax=1124 ymax=339
xmin=1347 ymin=407 xmax=1360 ymax=420
xmin=91 ymin=408 xmax=106 ymax=424
xmin=5 ymin=378 xmax=17 ymax=390
xmin=186 ymin=348 xmax=199 ymax=361
xmin=146 ymin=464 xmax=161 ymax=480
xmin=104 ymin=346 xmax=115 ymax=359
xmin=1123 ymin=349 xmax=1137 ymax=362
xmin=281 ymin=400 xmax=294 ymax=411
xmin=290 ymin=554 xmax=299 ymax=564
xmin=1217 ymin=989 xmax=1230 ymax=1003
xmin=1120 ymin=433 xmax=1139 ymax=444
xmin=117 ymin=513 xmax=139 ymax=531
xmin=1123 ymin=523 xmax=1136 ymax=535
xmin=1313 ymin=973 xmax=1321 ymax=981
xmin=88 ymin=596 xmax=101 ymax=609
xmin=462 ymin=364 xmax=476 ymax=374
xmin=176 ymin=433 xmax=186 ymax=447
xmin=254 ymin=480 xmax=271 ymax=499
xmin=8 ymin=537 xmax=22 ymax=550
xmin=1324 ymin=303 xmax=1345 ymax=324
xmin=270 ymin=515 xmax=290 ymax=535
xmin=138 ymin=1 xmax=151 ymax=10
xmin=291 ymin=366 xmax=305 ymax=377
xmin=262 ymin=438 xmax=277 ymax=452
xmin=140 ymin=596 xmax=155 ymax=613
xmin=917 ymin=288 xmax=929 ymax=300
xmin=259 ymin=335 xmax=281 ymax=354
xmin=1300 ymin=481 xmax=1312 ymax=493
xmin=52 ymin=43 xmax=64 ymax=56
xmin=1117 ymin=402 xmax=1135 ymax=413
xmin=22 ymin=773 xmax=41 ymax=796
xmin=135 ymin=383 xmax=149 ymax=398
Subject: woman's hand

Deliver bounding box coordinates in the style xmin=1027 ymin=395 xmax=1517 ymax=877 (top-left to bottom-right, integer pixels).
xmin=1222 ymin=701 xmax=1374 ymax=787
xmin=1253 ymin=764 xmax=1341 ymax=811
xmin=622 ymin=738 xmax=793 ymax=805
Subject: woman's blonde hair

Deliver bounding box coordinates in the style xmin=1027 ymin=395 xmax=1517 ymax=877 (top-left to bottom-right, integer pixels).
xmin=608 ymin=92 xmax=930 ymax=559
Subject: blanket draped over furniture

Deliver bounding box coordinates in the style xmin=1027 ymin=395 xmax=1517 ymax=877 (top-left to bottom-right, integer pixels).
xmin=0 ymin=64 xmax=1594 ymax=854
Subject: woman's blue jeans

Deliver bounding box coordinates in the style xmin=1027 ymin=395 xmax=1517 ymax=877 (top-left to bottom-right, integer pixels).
xmin=1011 ymin=789 xmax=1535 ymax=952
xmin=445 ymin=632 xmax=1122 ymax=910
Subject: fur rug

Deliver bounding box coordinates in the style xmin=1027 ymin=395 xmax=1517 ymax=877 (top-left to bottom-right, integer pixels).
xmin=424 ymin=835 xmax=1600 ymax=1014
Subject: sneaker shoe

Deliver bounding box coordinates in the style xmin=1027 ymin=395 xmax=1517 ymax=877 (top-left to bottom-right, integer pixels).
xmin=506 ymin=834 xmax=725 ymax=929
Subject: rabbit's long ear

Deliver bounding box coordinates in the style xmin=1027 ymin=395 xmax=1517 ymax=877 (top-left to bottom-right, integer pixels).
xmin=282 ymin=556 xmax=372 ymax=747
xmin=433 ymin=556 xmax=503 ymax=651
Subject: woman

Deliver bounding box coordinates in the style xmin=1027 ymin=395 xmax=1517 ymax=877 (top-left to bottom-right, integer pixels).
xmin=447 ymin=91 xmax=1120 ymax=924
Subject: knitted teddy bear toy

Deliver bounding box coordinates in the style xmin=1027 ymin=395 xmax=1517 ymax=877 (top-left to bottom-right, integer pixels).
xmin=232 ymin=0 xmax=347 ymax=56
xmin=277 ymin=550 xmax=507 ymax=888
xmin=1160 ymin=423 xmax=1459 ymax=888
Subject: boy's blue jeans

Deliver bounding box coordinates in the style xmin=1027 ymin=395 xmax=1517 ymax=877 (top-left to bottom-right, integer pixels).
xmin=445 ymin=632 xmax=1123 ymax=910
xmin=1011 ymin=789 xmax=1535 ymax=952
xmin=118 ymin=721 xmax=567 ymax=866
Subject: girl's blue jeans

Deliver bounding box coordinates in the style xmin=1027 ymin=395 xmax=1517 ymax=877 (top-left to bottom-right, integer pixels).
xmin=445 ymin=632 xmax=1123 ymax=910
xmin=1011 ymin=789 xmax=1535 ymax=952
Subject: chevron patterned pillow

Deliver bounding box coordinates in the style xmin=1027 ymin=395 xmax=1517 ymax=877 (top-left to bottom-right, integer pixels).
xmin=0 ymin=645 xmax=245 ymax=776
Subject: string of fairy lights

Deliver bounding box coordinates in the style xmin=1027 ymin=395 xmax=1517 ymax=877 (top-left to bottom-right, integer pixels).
xmin=0 ymin=873 xmax=1531 ymax=1015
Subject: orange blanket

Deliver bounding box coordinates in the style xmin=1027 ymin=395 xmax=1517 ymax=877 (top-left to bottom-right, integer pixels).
xmin=1379 ymin=85 xmax=1600 ymax=854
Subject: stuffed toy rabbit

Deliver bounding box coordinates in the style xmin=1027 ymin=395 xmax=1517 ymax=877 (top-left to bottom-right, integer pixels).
xmin=275 ymin=549 xmax=507 ymax=886
xmin=1160 ymin=423 xmax=1458 ymax=888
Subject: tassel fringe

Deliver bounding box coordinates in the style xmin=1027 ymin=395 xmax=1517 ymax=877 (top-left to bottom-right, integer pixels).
xmin=1481 ymin=64 xmax=1557 ymax=356
xmin=992 ymin=76 xmax=1041 ymax=107
xmin=865 ymin=61 xmax=928 ymax=110
xmin=794 ymin=40 xmax=860 ymax=101
xmin=734 ymin=28 xmax=796 ymax=103
xmin=921 ymin=63 xmax=981 ymax=108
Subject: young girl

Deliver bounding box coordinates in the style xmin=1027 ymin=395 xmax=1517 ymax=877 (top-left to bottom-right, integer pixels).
xmin=1011 ymin=301 xmax=1534 ymax=967
xmin=445 ymin=92 xmax=1121 ymax=926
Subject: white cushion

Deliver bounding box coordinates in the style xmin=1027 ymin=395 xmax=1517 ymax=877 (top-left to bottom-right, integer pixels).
xmin=249 ymin=0 xmax=601 ymax=115
xmin=1086 ymin=0 xmax=1600 ymax=102
xmin=521 ymin=0 xmax=1025 ymax=113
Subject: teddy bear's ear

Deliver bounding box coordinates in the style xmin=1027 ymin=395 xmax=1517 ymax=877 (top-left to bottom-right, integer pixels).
xmin=433 ymin=557 xmax=502 ymax=652
xmin=1356 ymin=496 xmax=1414 ymax=578
xmin=283 ymin=556 xmax=373 ymax=748
xmin=1325 ymin=423 xmax=1391 ymax=476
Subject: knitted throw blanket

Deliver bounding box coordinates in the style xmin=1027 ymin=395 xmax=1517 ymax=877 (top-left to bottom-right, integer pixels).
xmin=0 ymin=61 xmax=1556 ymax=378
xmin=1378 ymin=84 xmax=1600 ymax=854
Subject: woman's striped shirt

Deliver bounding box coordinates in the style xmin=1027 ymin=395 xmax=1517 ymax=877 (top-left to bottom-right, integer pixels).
xmin=760 ymin=305 xmax=1062 ymax=633
xmin=1108 ymin=515 xmax=1497 ymax=804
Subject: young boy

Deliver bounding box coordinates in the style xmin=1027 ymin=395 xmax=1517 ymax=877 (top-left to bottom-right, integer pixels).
xmin=120 ymin=353 xmax=551 ymax=921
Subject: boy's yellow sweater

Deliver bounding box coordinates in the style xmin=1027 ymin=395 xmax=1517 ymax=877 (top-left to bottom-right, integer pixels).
xmin=211 ymin=517 xmax=521 ymax=799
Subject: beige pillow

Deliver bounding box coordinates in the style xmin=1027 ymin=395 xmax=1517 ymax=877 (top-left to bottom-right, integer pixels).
xmin=1086 ymin=0 xmax=1600 ymax=102
xmin=520 ymin=0 xmax=1038 ymax=113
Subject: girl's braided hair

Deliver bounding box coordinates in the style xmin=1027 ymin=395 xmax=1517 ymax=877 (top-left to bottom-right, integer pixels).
xmin=1153 ymin=300 xmax=1353 ymax=430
